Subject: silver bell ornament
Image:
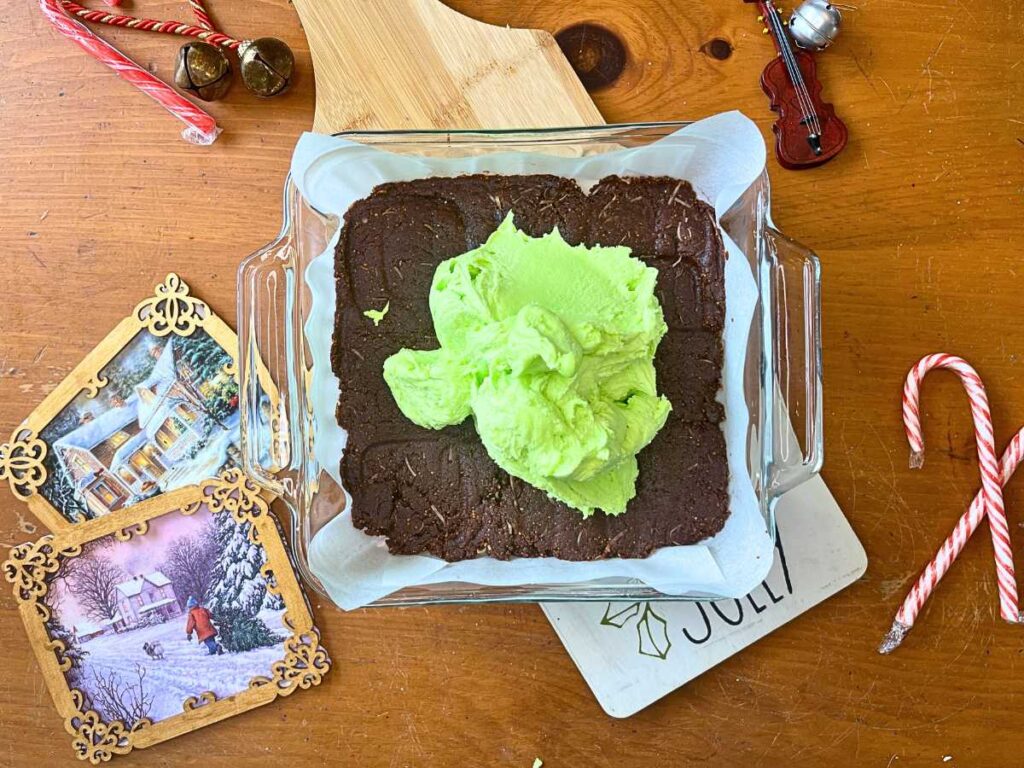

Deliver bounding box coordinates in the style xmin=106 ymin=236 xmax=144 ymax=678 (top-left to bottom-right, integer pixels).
xmin=788 ymin=0 xmax=843 ymax=51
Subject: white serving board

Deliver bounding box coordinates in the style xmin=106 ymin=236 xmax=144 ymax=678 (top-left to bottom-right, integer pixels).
xmin=542 ymin=474 xmax=866 ymax=718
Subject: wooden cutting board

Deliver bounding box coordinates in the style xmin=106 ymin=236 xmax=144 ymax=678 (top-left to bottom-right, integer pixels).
xmin=291 ymin=0 xmax=605 ymax=133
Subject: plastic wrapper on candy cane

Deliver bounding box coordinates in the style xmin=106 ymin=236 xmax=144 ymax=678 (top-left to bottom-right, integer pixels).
xmin=38 ymin=0 xmax=220 ymax=145
xmin=880 ymin=354 xmax=1023 ymax=653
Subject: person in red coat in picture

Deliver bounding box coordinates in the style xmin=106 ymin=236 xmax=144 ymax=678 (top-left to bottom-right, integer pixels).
xmin=185 ymin=596 xmax=223 ymax=655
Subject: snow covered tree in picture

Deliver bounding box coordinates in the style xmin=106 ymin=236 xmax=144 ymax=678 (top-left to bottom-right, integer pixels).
xmin=208 ymin=513 xmax=266 ymax=615
xmin=207 ymin=511 xmax=277 ymax=652
xmin=38 ymin=403 xmax=92 ymax=522
xmin=48 ymin=618 xmax=89 ymax=683
xmin=173 ymin=331 xmax=239 ymax=428
xmin=105 ymin=355 xmax=157 ymax=403
xmin=43 ymin=594 xmax=89 ymax=685
xmin=41 ymin=451 xmax=92 ymax=523
xmin=44 ymin=544 xmax=97 ymax=685
xmin=211 ymin=603 xmax=278 ymax=652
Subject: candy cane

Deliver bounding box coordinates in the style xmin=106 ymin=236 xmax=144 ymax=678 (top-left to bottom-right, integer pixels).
xmin=58 ymin=0 xmax=241 ymax=49
xmin=880 ymin=426 xmax=1024 ymax=652
xmin=38 ymin=0 xmax=221 ymax=145
xmin=185 ymin=0 xmax=215 ymax=33
xmin=880 ymin=354 xmax=1020 ymax=653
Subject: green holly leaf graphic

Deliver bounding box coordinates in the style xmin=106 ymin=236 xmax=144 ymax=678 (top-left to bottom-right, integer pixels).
xmin=636 ymin=604 xmax=672 ymax=660
xmin=600 ymin=602 xmax=641 ymax=628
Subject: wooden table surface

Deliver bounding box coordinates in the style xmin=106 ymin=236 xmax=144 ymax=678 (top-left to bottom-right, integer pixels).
xmin=2 ymin=1 xmax=1022 ymax=765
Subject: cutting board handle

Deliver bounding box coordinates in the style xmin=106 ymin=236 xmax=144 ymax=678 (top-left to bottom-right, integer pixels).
xmin=292 ymin=0 xmax=604 ymax=133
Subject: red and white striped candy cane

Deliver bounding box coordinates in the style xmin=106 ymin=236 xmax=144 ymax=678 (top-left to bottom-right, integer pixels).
xmin=57 ymin=0 xmax=241 ymax=49
xmin=880 ymin=354 xmax=1021 ymax=653
xmin=185 ymin=0 xmax=215 ymax=32
xmin=38 ymin=0 xmax=220 ymax=144
xmin=880 ymin=426 xmax=1024 ymax=652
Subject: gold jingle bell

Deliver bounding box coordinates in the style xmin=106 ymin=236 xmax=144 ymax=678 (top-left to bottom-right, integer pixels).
xmin=238 ymin=38 xmax=294 ymax=98
xmin=174 ymin=41 xmax=232 ymax=101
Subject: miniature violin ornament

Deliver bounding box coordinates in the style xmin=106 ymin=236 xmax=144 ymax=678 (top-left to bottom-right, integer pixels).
xmin=746 ymin=0 xmax=847 ymax=169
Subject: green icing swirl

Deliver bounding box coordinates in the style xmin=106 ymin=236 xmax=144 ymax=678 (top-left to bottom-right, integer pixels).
xmin=382 ymin=214 xmax=672 ymax=517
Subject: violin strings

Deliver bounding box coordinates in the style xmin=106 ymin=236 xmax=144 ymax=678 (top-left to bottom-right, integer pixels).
xmin=770 ymin=7 xmax=815 ymax=133
xmin=774 ymin=6 xmax=821 ymax=135
xmin=784 ymin=43 xmax=821 ymax=134
xmin=766 ymin=5 xmax=822 ymax=137
xmin=767 ymin=6 xmax=821 ymax=136
xmin=767 ymin=9 xmax=810 ymax=120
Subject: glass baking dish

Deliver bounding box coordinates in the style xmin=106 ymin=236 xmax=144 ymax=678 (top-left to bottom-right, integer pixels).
xmin=237 ymin=123 xmax=822 ymax=608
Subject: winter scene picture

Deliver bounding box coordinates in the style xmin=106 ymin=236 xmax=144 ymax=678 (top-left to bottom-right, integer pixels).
xmin=38 ymin=329 xmax=242 ymax=523
xmin=44 ymin=504 xmax=288 ymax=726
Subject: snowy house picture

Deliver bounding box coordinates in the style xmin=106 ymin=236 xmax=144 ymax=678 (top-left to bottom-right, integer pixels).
xmin=42 ymin=502 xmax=303 ymax=728
xmin=49 ymin=335 xmax=240 ymax=518
xmin=116 ymin=571 xmax=182 ymax=626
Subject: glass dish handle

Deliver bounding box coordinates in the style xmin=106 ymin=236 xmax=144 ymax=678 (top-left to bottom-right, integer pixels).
xmin=237 ymin=238 xmax=293 ymax=496
xmin=765 ymin=226 xmax=823 ymax=495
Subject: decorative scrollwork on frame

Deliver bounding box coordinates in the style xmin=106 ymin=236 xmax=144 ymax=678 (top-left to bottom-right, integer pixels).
xmin=3 ymin=537 xmax=79 ymax=604
xmin=133 ymin=273 xmax=208 ymax=338
xmin=46 ymin=638 xmax=74 ymax=672
xmin=0 ymin=427 xmax=48 ymax=500
xmin=68 ymin=690 xmax=150 ymax=765
xmin=261 ymin=564 xmax=282 ymax=597
xmin=179 ymin=499 xmax=204 ymax=516
xmin=81 ymin=373 xmax=109 ymax=399
xmin=33 ymin=600 xmax=53 ymax=623
xmin=280 ymin=612 xmax=297 ymax=633
xmin=182 ymin=691 xmax=217 ymax=711
xmin=250 ymin=631 xmax=331 ymax=696
xmin=113 ymin=521 xmax=150 ymax=542
xmin=201 ymin=469 xmax=267 ymax=526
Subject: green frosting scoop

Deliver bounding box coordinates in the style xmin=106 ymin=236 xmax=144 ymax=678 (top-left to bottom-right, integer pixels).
xmin=382 ymin=214 xmax=672 ymax=517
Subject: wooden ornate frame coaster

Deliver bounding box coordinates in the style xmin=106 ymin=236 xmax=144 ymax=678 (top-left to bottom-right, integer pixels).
xmin=0 ymin=273 xmax=283 ymax=533
xmin=3 ymin=470 xmax=330 ymax=764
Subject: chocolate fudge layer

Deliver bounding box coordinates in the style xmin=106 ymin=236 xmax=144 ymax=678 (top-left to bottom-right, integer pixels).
xmin=332 ymin=174 xmax=728 ymax=561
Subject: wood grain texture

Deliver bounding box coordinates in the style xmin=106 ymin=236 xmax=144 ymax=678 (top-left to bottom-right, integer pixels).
xmin=0 ymin=1 xmax=1023 ymax=766
xmin=292 ymin=0 xmax=602 ymax=131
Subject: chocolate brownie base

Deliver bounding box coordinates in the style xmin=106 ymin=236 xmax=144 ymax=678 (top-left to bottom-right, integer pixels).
xmin=332 ymin=174 xmax=729 ymax=561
